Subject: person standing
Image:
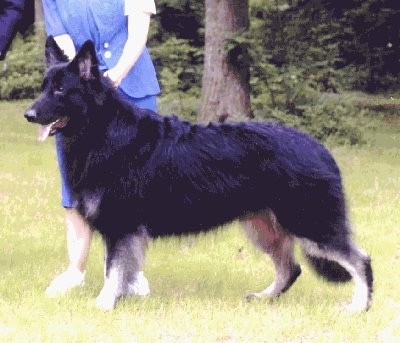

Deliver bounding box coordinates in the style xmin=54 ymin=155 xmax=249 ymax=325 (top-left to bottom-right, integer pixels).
xmin=41 ymin=0 xmax=160 ymax=298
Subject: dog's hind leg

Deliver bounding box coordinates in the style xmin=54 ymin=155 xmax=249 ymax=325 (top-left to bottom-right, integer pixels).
xmin=242 ymin=210 xmax=301 ymax=300
xmin=300 ymin=235 xmax=373 ymax=312
xmin=96 ymin=227 xmax=148 ymax=311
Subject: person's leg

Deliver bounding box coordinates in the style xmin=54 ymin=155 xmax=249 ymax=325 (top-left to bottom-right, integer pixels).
xmin=46 ymin=134 xmax=92 ymax=296
xmin=45 ymin=208 xmax=92 ymax=296
xmin=65 ymin=207 xmax=93 ymax=273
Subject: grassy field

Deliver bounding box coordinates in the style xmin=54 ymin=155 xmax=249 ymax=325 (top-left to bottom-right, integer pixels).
xmin=0 ymin=100 xmax=399 ymax=342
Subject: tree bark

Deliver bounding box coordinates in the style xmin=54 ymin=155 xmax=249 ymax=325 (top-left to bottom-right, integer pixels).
xmin=34 ymin=0 xmax=43 ymax=22
xmin=198 ymin=0 xmax=251 ymax=123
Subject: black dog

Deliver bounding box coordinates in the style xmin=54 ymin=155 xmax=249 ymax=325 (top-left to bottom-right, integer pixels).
xmin=25 ymin=36 xmax=373 ymax=311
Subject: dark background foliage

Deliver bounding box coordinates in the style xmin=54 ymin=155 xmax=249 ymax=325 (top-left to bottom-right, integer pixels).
xmin=1 ymin=0 xmax=399 ymax=144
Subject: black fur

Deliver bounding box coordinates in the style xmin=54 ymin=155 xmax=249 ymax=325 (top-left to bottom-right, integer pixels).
xmin=305 ymin=255 xmax=352 ymax=282
xmin=24 ymin=37 xmax=373 ymax=311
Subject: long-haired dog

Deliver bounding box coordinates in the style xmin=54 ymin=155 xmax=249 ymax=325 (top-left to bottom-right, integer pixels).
xmin=24 ymin=36 xmax=373 ymax=311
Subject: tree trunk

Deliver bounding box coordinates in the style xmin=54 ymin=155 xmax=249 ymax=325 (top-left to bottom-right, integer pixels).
xmin=198 ymin=0 xmax=251 ymax=123
xmin=35 ymin=0 xmax=44 ymax=22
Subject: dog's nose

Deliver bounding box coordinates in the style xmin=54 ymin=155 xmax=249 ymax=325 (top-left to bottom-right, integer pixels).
xmin=24 ymin=109 xmax=37 ymax=122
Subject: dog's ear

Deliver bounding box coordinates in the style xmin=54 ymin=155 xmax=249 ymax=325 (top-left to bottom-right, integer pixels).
xmin=68 ymin=40 xmax=100 ymax=81
xmin=45 ymin=35 xmax=69 ymax=67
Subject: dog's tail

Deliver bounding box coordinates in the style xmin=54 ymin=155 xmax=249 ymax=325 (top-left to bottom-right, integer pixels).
xmin=300 ymin=246 xmax=352 ymax=283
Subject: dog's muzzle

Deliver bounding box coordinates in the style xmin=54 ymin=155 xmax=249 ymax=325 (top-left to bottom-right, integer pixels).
xmin=24 ymin=109 xmax=70 ymax=142
xmin=24 ymin=109 xmax=37 ymax=122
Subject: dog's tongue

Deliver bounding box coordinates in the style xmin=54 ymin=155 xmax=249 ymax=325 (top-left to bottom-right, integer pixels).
xmin=37 ymin=124 xmax=53 ymax=142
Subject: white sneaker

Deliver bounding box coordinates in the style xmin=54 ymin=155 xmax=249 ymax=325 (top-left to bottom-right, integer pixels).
xmin=128 ymin=271 xmax=150 ymax=296
xmin=45 ymin=267 xmax=85 ymax=297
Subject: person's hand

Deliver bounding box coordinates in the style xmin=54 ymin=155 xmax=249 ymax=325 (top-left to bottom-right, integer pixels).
xmin=104 ymin=68 xmax=123 ymax=88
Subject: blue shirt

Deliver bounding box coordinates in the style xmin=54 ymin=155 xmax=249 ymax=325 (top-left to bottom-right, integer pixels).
xmin=42 ymin=0 xmax=160 ymax=98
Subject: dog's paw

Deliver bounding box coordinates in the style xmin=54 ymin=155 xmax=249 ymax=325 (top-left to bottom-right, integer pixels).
xmin=128 ymin=271 xmax=150 ymax=297
xmin=342 ymin=300 xmax=370 ymax=313
xmin=95 ymin=290 xmax=118 ymax=311
xmin=244 ymin=292 xmax=264 ymax=302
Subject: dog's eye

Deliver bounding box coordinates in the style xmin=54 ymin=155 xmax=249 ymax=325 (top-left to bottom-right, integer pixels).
xmin=54 ymin=85 xmax=64 ymax=94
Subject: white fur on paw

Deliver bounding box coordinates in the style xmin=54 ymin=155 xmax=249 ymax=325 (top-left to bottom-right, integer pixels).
xmin=343 ymin=301 xmax=369 ymax=312
xmin=95 ymin=289 xmax=117 ymax=311
xmin=245 ymin=292 xmax=264 ymax=301
xmin=245 ymin=283 xmax=278 ymax=301
xmin=128 ymin=271 xmax=150 ymax=297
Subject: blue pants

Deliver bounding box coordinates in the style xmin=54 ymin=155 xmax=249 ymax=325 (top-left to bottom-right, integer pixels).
xmin=56 ymin=91 xmax=157 ymax=208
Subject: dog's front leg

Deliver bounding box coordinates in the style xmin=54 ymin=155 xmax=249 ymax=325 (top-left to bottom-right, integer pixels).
xmin=96 ymin=230 xmax=148 ymax=311
xmin=96 ymin=262 xmax=124 ymax=311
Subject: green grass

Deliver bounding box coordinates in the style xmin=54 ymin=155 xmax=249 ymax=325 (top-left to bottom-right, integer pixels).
xmin=1 ymin=100 xmax=400 ymax=342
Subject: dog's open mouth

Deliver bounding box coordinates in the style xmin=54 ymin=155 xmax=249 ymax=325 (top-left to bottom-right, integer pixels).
xmin=37 ymin=117 xmax=69 ymax=142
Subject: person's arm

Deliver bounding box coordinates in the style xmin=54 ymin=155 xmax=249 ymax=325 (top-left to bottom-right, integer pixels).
xmin=0 ymin=0 xmax=25 ymax=60
xmin=41 ymin=0 xmax=76 ymax=60
xmin=104 ymin=9 xmax=152 ymax=88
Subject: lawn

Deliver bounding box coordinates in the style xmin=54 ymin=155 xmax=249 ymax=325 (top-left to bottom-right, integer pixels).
xmin=0 ymin=100 xmax=399 ymax=342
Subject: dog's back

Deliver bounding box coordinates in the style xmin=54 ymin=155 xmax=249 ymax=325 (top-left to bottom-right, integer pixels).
xmin=115 ymin=117 xmax=344 ymax=241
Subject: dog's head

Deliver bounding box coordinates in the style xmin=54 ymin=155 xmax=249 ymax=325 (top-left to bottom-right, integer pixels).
xmin=24 ymin=36 xmax=103 ymax=141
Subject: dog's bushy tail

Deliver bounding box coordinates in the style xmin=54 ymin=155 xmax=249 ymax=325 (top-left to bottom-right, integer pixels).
xmin=301 ymin=248 xmax=352 ymax=283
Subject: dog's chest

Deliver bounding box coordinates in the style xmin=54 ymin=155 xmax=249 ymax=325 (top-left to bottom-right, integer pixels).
xmin=80 ymin=190 xmax=103 ymax=220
